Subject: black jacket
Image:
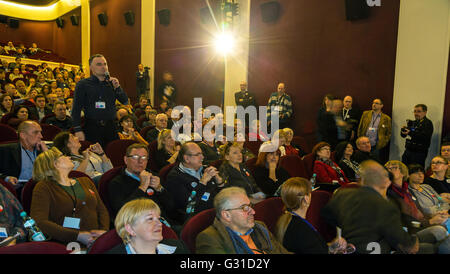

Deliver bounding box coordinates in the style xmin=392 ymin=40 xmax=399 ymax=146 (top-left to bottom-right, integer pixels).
xmin=164 ymin=164 xmax=223 ymax=221
xmin=107 ymin=168 xmax=179 ymax=224
xmin=321 ymin=186 xmax=416 ymax=254
xmin=401 ymin=117 xmax=433 ymax=153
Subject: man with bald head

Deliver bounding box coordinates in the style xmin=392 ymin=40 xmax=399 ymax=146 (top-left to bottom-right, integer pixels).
xmin=342 ymin=95 xmax=361 ymax=142
xmin=353 ymin=136 xmax=380 ymax=164
xmin=321 ymin=160 xmax=421 ymax=254
xmin=0 ymin=121 xmax=48 ymax=193
xmin=164 ymin=141 xmax=225 ymax=221
xmin=267 ymin=82 xmax=293 ymax=130
xmin=235 ymin=81 xmax=257 ymax=127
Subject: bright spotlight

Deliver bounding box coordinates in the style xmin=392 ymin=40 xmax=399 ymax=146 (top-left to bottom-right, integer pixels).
xmin=214 ymin=32 xmax=235 ymax=55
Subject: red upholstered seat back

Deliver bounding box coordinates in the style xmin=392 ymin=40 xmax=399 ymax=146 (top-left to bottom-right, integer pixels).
xmin=180 ymin=208 xmax=216 ymax=254
xmin=0 ymin=242 xmax=70 ymax=254
xmin=105 ymin=139 xmax=138 ymax=167
xmin=306 ymin=190 xmax=336 ymax=242
xmin=253 ymin=197 xmax=285 ymax=235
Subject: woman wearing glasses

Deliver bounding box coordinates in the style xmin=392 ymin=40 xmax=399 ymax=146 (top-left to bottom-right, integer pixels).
xmin=312 ymin=142 xmax=350 ymax=186
xmin=425 ymin=156 xmax=450 ymax=195
xmin=385 ymin=160 xmax=450 ymax=254
xmin=30 ymin=147 xmax=109 ymax=248
xmin=106 ymin=199 xmax=189 ymax=254
xmin=118 ymin=115 xmax=148 ymax=146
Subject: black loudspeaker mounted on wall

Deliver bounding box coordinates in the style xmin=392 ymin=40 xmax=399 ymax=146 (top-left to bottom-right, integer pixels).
xmin=157 ymin=9 xmax=170 ymax=26
xmin=98 ymin=12 xmax=108 ymax=26
xmin=260 ymin=1 xmax=281 ymax=23
xmin=56 ymin=17 xmax=64 ymax=28
xmin=8 ymin=18 xmax=19 ymax=28
xmin=70 ymin=15 xmax=79 ymax=26
xmin=124 ymin=10 xmax=135 ymax=26
xmin=345 ymin=0 xmax=370 ymax=21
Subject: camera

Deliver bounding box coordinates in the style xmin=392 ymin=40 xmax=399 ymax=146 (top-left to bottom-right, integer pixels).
xmin=402 ymin=119 xmax=416 ymax=133
xmin=144 ymin=66 xmax=150 ymax=71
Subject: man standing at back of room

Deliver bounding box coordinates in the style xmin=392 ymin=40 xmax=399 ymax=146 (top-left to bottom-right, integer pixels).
xmin=72 ymin=54 xmax=129 ymax=148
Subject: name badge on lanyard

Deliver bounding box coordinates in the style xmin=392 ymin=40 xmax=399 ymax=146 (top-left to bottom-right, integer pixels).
xmin=95 ymin=101 xmax=106 ymax=109
xmin=63 ymin=217 xmax=81 ymax=230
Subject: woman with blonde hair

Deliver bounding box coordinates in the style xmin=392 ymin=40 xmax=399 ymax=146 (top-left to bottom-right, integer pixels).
xmin=106 ymin=198 xmax=189 ymax=254
xmin=154 ymin=129 xmax=180 ymax=172
xmin=30 ymin=147 xmax=109 ymax=247
xmin=275 ymin=177 xmax=350 ymax=254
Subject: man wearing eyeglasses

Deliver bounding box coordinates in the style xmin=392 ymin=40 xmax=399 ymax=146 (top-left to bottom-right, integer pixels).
xmin=400 ymin=104 xmax=434 ymax=167
xmin=196 ymin=187 xmax=289 ymax=254
xmin=107 ymin=143 xmax=181 ymax=226
xmin=164 ymin=142 xmax=225 ymax=222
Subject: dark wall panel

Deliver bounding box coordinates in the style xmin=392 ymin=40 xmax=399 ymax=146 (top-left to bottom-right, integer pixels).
xmin=155 ymin=0 xmax=225 ymax=110
xmin=248 ymin=0 xmax=400 ymax=146
xmin=90 ymin=0 xmax=141 ymax=101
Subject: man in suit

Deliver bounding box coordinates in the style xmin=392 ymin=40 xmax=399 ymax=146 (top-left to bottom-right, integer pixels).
xmin=29 ymin=94 xmax=52 ymax=122
xmin=0 ymin=121 xmax=48 ymax=194
xmin=321 ymin=160 xmax=421 ymax=254
xmin=342 ymin=95 xmax=361 ymax=142
xmin=357 ymin=98 xmax=392 ymax=162
xmin=145 ymin=113 xmax=168 ymax=143
xmin=235 ymin=81 xmax=257 ymax=128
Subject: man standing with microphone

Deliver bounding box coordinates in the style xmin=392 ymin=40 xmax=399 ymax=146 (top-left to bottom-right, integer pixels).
xmin=72 ymin=54 xmax=129 ymax=148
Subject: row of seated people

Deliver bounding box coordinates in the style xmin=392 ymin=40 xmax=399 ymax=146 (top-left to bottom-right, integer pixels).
xmin=0 ymin=41 xmax=66 ymax=63
xmin=0 ymin=119 xmax=448 ymax=254
xmin=0 ymin=58 xmax=82 ymax=95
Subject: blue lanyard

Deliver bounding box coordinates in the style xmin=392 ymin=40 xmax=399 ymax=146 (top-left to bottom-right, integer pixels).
xmin=289 ymin=210 xmax=318 ymax=233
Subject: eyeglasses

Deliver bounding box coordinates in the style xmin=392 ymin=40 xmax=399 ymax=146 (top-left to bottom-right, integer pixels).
xmin=187 ymin=153 xmax=203 ymax=157
xmin=127 ymin=155 xmax=148 ymax=161
xmin=386 ymin=166 xmax=399 ymax=171
xmin=431 ymin=161 xmax=446 ymax=165
xmin=225 ymin=203 xmax=254 ymax=213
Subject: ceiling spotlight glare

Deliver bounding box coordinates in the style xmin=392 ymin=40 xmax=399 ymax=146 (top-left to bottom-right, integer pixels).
xmin=214 ymin=32 xmax=235 ymax=55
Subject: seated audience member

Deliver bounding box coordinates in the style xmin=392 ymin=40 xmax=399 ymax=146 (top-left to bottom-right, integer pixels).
xmin=4 ymin=83 xmax=20 ymax=101
xmin=41 ymin=84 xmax=50 ymax=96
xmin=107 ymin=144 xmax=179 ymax=225
xmin=8 ymin=57 xmax=21 ymax=71
xmin=4 ymin=42 xmax=16 ymax=53
xmin=118 ymin=115 xmax=148 ymax=145
xmin=196 ymin=187 xmax=289 ymax=254
xmin=65 ymin=97 xmax=74 ymax=116
xmin=276 ymin=177 xmax=351 ymax=254
xmin=198 ymin=128 xmax=221 ymax=166
xmin=8 ymin=105 xmax=29 ymax=130
xmin=29 ymin=94 xmax=52 ymax=122
xmin=335 ymin=141 xmax=360 ymax=182
xmin=45 ymin=70 xmax=55 ymax=84
xmin=154 ymin=129 xmax=180 ymax=172
xmin=146 ymin=113 xmax=168 ymax=143
xmin=45 ymin=102 xmax=73 ymax=131
xmin=8 ymin=68 xmax=23 ymax=83
xmin=283 ymin=128 xmax=305 ymax=157
xmin=385 ymin=161 xmax=450 ymax=254
xmin=53 ymin=132 xmax=113 ymax=186
xmin=312 ymin=142 xmax=350 ymax=185
xmin=272 ymin=129 xmax=288 ymax=156
xmin=15 ymin=48 xmax=26 ymax=59
xmin=25 ymin=88 xmax=38 ymax=104
xmin=31 ymin=147 xmax=109 ymax=247
xmin=158 ymin=100 xmax=169 ymax=114
xmin=135 ymin=96 xmax=149 ymax=112
xmin=0 ymin=183 xmax=27 ymax=245
xmin=440 ymin=142 xmax=450 ymax=178
xmin=106 ymin=199 xmax=189 ymax=254
xmin=28 ymin=43 xmax=40 ymax=55
xmin=408 ymin=164 xmax=450 ymax=217
xmin=424 ymin=156 xmax=450 ymax=195
xmin=0 ymin=94 xmax=14 ymax=119
xmin=164 ymin=142 xmax=225 ymax=221
xmin=253 ymin=142 xmax=290 ymax=197
xmin=0 ymin=121 xmax=48 ymax=190
xmin=46 ymin=93 xmax=58 ymax=110
xmin=142 ymin=108 xmax=157 ymax=128
xmin=352 ymin=136 xmax=380 ymax=164
xmin=321 ymin=160 xmax=422 ymax=254
xmin=219 ymin=142 xmax=265 ymax=204
xmin=15 ymin=80 xmax=27 ymax=99
xmin=0 ymin=69 xmax=6 ymax=91
xmin=233 ymin=133 xmax=255 ymax=162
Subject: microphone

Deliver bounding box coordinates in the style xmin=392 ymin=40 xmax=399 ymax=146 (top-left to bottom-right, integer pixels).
xmin=104 ymin=71 xmax=111 ymax=81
